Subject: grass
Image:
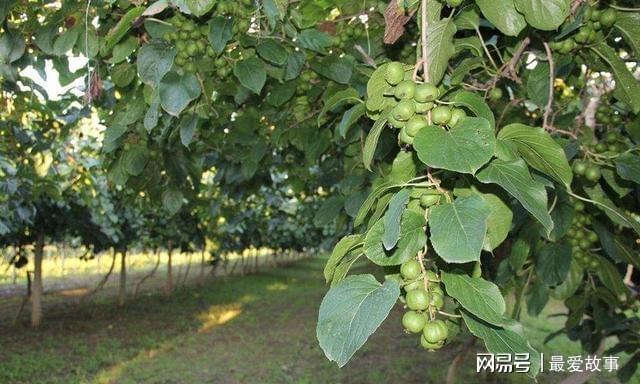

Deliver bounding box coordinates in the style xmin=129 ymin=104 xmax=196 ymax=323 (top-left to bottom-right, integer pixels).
xmin=0 ymin=256 xmax=634 ymax=383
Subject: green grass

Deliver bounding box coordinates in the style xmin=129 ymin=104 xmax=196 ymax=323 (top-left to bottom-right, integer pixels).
xmin=0 ymin=256 xmax=632 ymax=383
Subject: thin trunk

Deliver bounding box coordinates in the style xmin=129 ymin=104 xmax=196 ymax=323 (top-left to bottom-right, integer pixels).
xmin=165 ymin=242 xmax=173 ymax=296
xmin=79 ymin=248 xmax=117 ymax=303
xmin=118 ymin=247 xmax=127 ymax=306
xmin=13 ymin=271 xmax=31 ymax=325
xmin=254 ymin=249 xmax=259 ymax=272
xmin=199 ymin=249 xmax=206 ymax=284
xmin=181 ymin=252 xmax=192 ymax=286
xmin=133 ymin=249 xmax=161 ymax=299
xmin=31 ymin=232 xmax=44 ymax=328
xmin=229 ymin=258 xmax=240 ymax=276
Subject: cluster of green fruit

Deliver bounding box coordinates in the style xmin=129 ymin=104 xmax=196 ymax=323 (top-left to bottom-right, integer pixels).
xmin=399 ymin=259 xmax=449 ymax=350
xmin=549 ymin=6 xmax=616 ymax=53
xmin=566 ymin=208 xmax=600 ymax=269
xmin=572 ymin=158 xmax=602 ymax=182
xmin=216 ymin=0 xmax=252 ymax=33
xmin=383 ymin=62 xmax=466 ymax=145
xmin=165 ymin=16 xmax=215 ymax=73
xmin=595 ymin=104 xmax=624 ymax=126
xmin=407 ymin=188 xmax=443 ymax=214
xmin=292 ymin=96 xmax=311 ymax=121
xmin=296 ymin=70 xmax=320 ymax=94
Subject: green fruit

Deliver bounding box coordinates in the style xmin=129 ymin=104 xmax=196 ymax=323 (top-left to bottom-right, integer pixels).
xmin=402 ymin=311 xmax=427 ymax=333
xmin=385 ymin=62 xmax=405 ymax=85
xmin=574 ymin=28 xmax=590 ymax=44
xmin=406 ymin=289 xmax=430 ymax=310
xmin=590 ymin=9 xmax=601 ymax=21
xmin=395 ymin=80 xmax=417 ymax=99
xmin=584 ymin=166 xmax=601 ymax=181
xmin=404 ymin=280 xmax=422 ymax=291
xmin=420 ymin=194 xmax=440 ymax=208
xmin=608 ymin=143 xmax=621 ymax=153
xmin=423 ymin=319 xmax=448 ymax=343
xmin=583 ymin=7 xmax=593 ymax=21
xmin=489 ymin=87 xmax=503 ymax=101
xmin=561 ymin=39 xmax=576 ymax=53
xmin=414 ymin=83 xmax=439 ymax=102
xmin=399 ymin=127 xmax=414 ymax=145
xmin=415 ymin=101 xmax=434 ymax=114
xmin=579 ymin=238 xmax=591 ymax=250
xmin=187 ymin=42 xmax=198 ymax=56
xmin=595 ymin=143 xmax=607 ymax=153
xmin=605 ymin=131 xmax=618 ymax=143
xmin=393 ymin=100 xmax=416 ymax=121
xmin=446 ymin=0 xmax=463 ymax=7
xmin=388 ymin=114 xmax=406 ymax=129
xmin=448 ymin=108 xmax=467 ymax=127
xmin=420 ymin=334 xmax=444 ymax=350
xmin=599 ymin=8 xmax=616 ymax=27
xmin=401 ymin=260 xmax=422 ymax=280
xmin=589 ymin=259 xmax=600 ymax=269
xmin=611 ymin=114 xmax=622 ymax=124
xmin=587 ymin=232 xmax=598 ymax=243
xmin=431 ymin=106 xmax=452 ymax=125
xmin=430 ymin=293 xmax=444 ymax=309
xmin=574 ymin=201 xmax=585 ymax=212
xmin=425 ymin=270 xmax=440 ymax=284
xmin=405 ymin=116 xmax=428 ymax=137
xmin=573 ymin=160 xmax=587 ymax=175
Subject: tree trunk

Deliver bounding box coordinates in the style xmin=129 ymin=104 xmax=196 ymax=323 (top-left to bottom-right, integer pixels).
xmin=31 ymin=232 xmax=44 ymax=328
xmin=181 ymin=252 xmax=192 ymax=286
xmin=79 ymin=248 xmax=117 ymax=304
xmin=165 ymin=242 xmax=173 ymax=296
xmin=133 ymin=249 xmax=161 ymax=299
xmin=199 ymin=249 xmax=206 ymax=284
xmin=118 ymin=247 xmax=127 ymax=306
xmin=14 ymin=271 xmax=31 ymax=325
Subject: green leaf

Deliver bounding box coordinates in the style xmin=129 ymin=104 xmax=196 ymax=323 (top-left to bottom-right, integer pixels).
xmin=208 ymin=16 xmax=234 ymax=54
xmin=318 ymin=88 xmax=361 ymax=126
xmin=137 ymin=40 xmax=177 ymax=86
xmin=337 ymin=104 xmax=365 ymax=139
xmin=354 ymin=182 xmax=397 ymax=227
xmin=284 ymin=51 xmax=305 ymax=80
xmin=0 ymin=31 xmax=25 ymax=63
xmin=615 ymin=152 xmax=640 ymax=184
xmin=310 ymin=55 xmax=353 ymax=84
xmin=509 ymin=237 xmax=530 ymax=271
xmin=364 ymin=210 xmax=427 ymax=266
xmin=366 ymin=63 xmax=395 ymax=112
xmin=451 ymin=91 xmax=496 ymax=129
xmin=536 ymin=243 xmax=571 ymax=286
xmin=363 ymin=114 xmax=388 ymax=171
xmin=514 ymin=0 xmax=570 ymax=31
xmin=111 ymin=62 xmax=137 ymax=87
xmin=429 ymin=195 xmax=490 ymax=263
xmin=317 ymin=274 xmax=400 ymax=367
xmin=297 ymin=29 xmax=332 ymax=53
xmin=614 ymin=11 xmax=640 ymax=57
xmin=480 ymin=193 xmax=513 ymax=251
xmin=476 ymin=0 xmax=527 ymax=36
xmin=590 ymin=43 xmax=640 ymax=113
xmin=186 ymin=0 xmax=216 ymax=16
xmin=595 ymin=256 xmax=628 ymax=300
xmin=414 ymin=117 xmax=496 ymax=174
xmin=592 ymin=221 xmax=640 ymax=270
xmin=314 ymin=196 xmax=345 ymax=227
xmin=441 ymin=272 xmax=506 ymax=326
xmin=266 ymin=81 xmax=296 ymax=107
xmin=454 ymin=7 xmax=480 ymax=30
xmin=324 ymin=235 xmax=363 ymax=283
xmin=123 ymin=146 xmax=149 ymax=176
xmin=331 ymin=252 xmax=363 ymax=287
xmin=108 ymin=36 xmax=138 ymax=64
xmin=583 ymin=184 xmax=640 ymax=235
xmin=179 ymin=115 xmax=198 ymax=147
xmin=526 ymin=62 xmax=550 ymax=107
xmin=158 ymin=72 xmax=201 ymax=116
xmin=388 ymin=151 xmax=418 ymax=184
xmin=462 ymin=312 xmax=540 ymax=378
xmin=426 ymin=19 xmax=457 ymax=84
xmin=602 ymin=168 xmax=632 ymax=197
xmin=103 ymin=125 xmax=128 ymax=153
xmin=526 ymin=280 xmax=549 ymax=316
xmin=498 ymin=124 xmax=573 ymax=187
xmin=549 ymin=260 xmax=583 ymax=300
xmin=476 ymin=159 xmax=554 ymax=234
xmin=233 ymin=57 xmax=267 ymax=94
xmin=162 ymin=188 xmax=184 ymax=215
xmin=52 ymin=28 xmax=79 ymax=56
xmin=257 ymin=40 xmax=289 ymax=65
xmin=382 ymin=189 xmax=411 ymax=250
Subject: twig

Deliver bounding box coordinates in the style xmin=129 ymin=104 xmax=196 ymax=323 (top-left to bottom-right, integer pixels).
xmin=542 ymin=42 xmax=555 ymax=130
xmin=420 ymin=0 xmax=429 ymax=81
xmin=353 ymin=44 xmax=376 ymax=67
xmin=446 ymin=338 xmax=477 ymax=384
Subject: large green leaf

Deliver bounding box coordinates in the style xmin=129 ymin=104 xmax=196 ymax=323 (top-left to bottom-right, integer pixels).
xmin=477 ymin=159 xmax=554 ymax=234
xmin=310 ymin=55 xmax=353 ymax=84
xmin=363 ymin=113 xmax=388 ymax=171
xmin=324 ymin=235 xmax=363 ymax=283
xmin=595 ymin=256 xmax=628 ymax=300
xmin=526 ymin=62 xmax=550 ymax=108
xmin=364 ymin=210 xmax=427 ymax=266
xmin=583 ymin=184 xmax=640 ymax=235
xmin=233 ymin=57 xmax=267 ymax=94
xmin=0 ymin=31 xmax=25 ymax=63
xmin=257 ymin=39 xmax=289 ymax=65
xmin=514 ymin=0 xmax=570 ymax=31
xmin=208 ymin=16 xmax=234 ymax=54
xmin=549 ymin=260 xmax=583 ymax=300
xmin=591 ymin=43 xmax=640 ymax=113
xmin=317 ymin=274 xmax=400 ymax=367
xmin=382 ymin=189 xmax=410 ymax=250
xmin=429 ymin=195 xmax=490 ymax=263
xmin=592 ymin=221 xmax=640 ymax=269
xmin=614 ymin=12 xmax=640 ymax=56
xmin=425 ymin=19 xmax=457 ymax=84
xmin=162 ymin=188 xmax=184 ymax=215
xmin=451 ymin=91 xmax=496 ymax=129
xmin=441 ymin=272 xmax=506 ymax=326
xmin=186 ymin=0 xmax=215 ymax=16
xmin=137 ymin=40 xmax=177 ymax=86
xmin=498 ymin=124 xmax=572 ymax=187
xmin=480 ymin=193 xmax=513 ymax=251
xmin=318 ymin=88 xmax=361 ymax=126
xmin=475 ymin=0 xmax=527 ymax=36
xmin=337 ymin=104 xmax=365 ymax=138
xmin=158 ymin=72 xmax=201 ymax=116
xmin=462 ymin=312 xmax=540 ymax=378
xmin=314 ymin=196 xmax=344 ymax=227
xmin=615 ymin=152 xmax=640 ymax=184
xmin=536 ymin=243 xmax=571 ymax=286
xmin=414 ymin=117 xmax=495 ymax=174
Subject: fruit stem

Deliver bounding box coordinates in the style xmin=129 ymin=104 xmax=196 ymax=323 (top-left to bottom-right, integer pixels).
xmin=438 ymin=310 xmax=462 ymax=319
xmin=420 ymin=0 xmax=433 ymax=125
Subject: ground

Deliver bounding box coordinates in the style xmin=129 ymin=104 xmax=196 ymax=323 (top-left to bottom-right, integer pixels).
xmin=0 ymin=256 xmax=632 ymax=384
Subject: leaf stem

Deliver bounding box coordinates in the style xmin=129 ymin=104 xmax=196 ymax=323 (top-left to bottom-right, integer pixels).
xmin=438 ymin=310 xmax=462 ymax=318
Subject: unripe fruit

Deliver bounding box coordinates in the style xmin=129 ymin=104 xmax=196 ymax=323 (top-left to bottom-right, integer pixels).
xmin=405 ymin=116 xmax=428 ymax=137
xmin=590 ymin=9 xmax=601 ymax=22
xmin=399 ymin=127 xmax=414 ymax=145
xmin=401 ymin=260 xmax=422 ymax=280
xmin=573 ymin=160 xmax=587 ymax=175
xmin=395 ymin=80 xmax=417 ymax=100
xmin=431 ymin=106 xmax=452 ymax=125
xmin=595 ymin=143 xmax=607 ymax=153
xmin=388 ymin=114 xmax=406 ymax=129
xmin=404 ymin=280 xmax=422 ymax=291
xmin=406 ymin=289 xmax=430 ymax=310
xmin=402 ymin=311 xmax=426 ymax=333
xmin=584 ymin=166 xmax=601 ymax=181
xmin=393 ymin=100 xmax=416 ymax=121
xmin=414 ymin=83 xmax=439 ymax=103
xmin=415 ymin=101 xmax=434 ymax=114
xmin=446 ymin=0 xmax=463 ymax=7
xmin=488 ymin=87 xmax=503 ymax=101
xmin=605 ymin=131 xmax=618 ymax=143
xmin=421 ymin=334 xmax=444 ymax=350
xmin=420 ymin=194 xmax=440 ymax=208
xmin=574 ymin=28 xmax=590 ymax=44
xmin=425 ymin=270 xmax=440 ymax=284
xmin=423 ymin=319 xmax=448 ymax=343
xmin=430 ymin=293 xmax=444 ymax=309
xmin=599 ymin=9 xmax=616 ymax=27
xmin=385 ymin=62 xmax=405 ymax=85
xmin=448 ymin=108 xmax=467 ymax=127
